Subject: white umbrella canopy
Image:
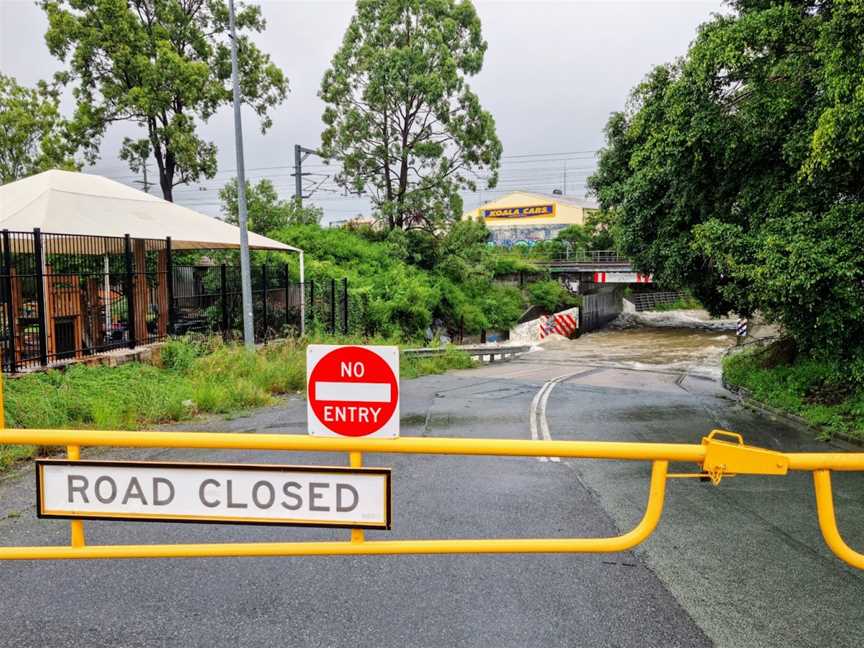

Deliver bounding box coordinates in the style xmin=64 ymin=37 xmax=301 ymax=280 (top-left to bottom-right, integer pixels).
xmin=0 ymin=169 xmax=300 ymax=254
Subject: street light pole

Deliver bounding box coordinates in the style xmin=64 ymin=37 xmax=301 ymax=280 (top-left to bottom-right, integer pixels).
xmin=228 ymin=0 xmax=255 ymax=350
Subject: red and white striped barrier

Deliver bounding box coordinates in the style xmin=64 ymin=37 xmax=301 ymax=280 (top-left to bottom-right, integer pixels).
xmin=538 ymin=307 xmax=579 ymax=339
xmin=593 ymin=272 xmax=652 ymax=284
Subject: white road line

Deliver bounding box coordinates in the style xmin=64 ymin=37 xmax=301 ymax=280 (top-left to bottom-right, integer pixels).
xmin=528 ymin=380 xmax=548 ymax=461
xmin=538 ymin=379 xmax=561 ymax=462
xmin=529 ymin=373 xmax=576 ymax=462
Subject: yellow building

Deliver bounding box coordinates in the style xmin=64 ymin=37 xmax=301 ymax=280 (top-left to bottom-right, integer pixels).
xmin=464 ymin=191 xmax=599 ymax=246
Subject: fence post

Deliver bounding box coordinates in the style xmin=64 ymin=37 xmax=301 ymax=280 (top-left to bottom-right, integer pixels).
xmin=2 ymin=231 xmax=17 ymax=373
xmin=330 ymin=278 xmax=336 ymax=334
xmin=123 ymin=234 xmax=136 ymax=349
xmin=283 ymin=264 xmax=290 ymax=329
xmin=32 ymin=228 xmax=48 ymax=366
xmin=165 ymin=237 xmax=175 ymax=335
xmin=220 ymin=264 xmax=228 ymax=341
xmin=309 ymin=278 xmax=315 ymax=331
xmin=342 ymin=277 xmax=349 ymax=335
xmin=261 ymin=265 xmax=269 ymax=343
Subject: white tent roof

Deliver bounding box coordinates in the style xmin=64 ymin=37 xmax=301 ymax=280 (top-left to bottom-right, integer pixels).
xmin=0 ymin=170 xmax=299 ymax=253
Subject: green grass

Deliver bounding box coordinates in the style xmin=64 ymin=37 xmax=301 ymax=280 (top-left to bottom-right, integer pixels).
xmin=0 ymin=336 xmax=475 ymax=471
xmin=400 ymin=347 xmax=476 ymax=378
xmin=723 ymin=346 xmax=864 ymax=441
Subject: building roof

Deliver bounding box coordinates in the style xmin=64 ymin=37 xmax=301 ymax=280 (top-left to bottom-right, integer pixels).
xmin=477 ymin=191 xmax=599 ymax=211
xmin=0 ymin=170 xmax=299 ymax=253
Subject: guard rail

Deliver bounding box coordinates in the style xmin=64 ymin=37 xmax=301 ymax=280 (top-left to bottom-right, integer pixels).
xmin=404 ymin=345 xmax=532 ymax=362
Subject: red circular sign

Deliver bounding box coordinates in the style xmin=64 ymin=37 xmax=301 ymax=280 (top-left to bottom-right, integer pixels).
xmin=308 ymin=346 xmax=399 ymax=437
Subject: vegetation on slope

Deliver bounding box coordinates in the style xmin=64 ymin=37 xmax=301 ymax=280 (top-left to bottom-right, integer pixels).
xmin=724 ymin=343 xmax=864 ymax=441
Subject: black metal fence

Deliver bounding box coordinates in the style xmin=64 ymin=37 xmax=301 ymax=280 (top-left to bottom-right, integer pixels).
xmin=0 ymin=229 xmax=348 ymax=374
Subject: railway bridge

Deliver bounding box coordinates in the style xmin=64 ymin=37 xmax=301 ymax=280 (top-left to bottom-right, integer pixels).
xmin=533 ymin=251 xmax=655 ymax=331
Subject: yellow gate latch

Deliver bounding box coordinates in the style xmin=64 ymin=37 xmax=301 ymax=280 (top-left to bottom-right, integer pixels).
xmin=698 ymin=430 xmax=789 ymax=485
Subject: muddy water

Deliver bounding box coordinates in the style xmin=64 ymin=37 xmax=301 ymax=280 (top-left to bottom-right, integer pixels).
xmin=538 ymin=310 xmax=738 ymax=379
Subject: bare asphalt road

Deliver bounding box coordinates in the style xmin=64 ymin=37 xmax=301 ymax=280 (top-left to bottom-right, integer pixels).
xmin=1 ymin=338 xmax=863 ymax=647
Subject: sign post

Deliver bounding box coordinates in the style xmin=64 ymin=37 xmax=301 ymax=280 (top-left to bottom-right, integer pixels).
xmin=306 ymin=345 xmax=400 ymax=438
xmin=736 ymin=318 xmax=748 ymax=346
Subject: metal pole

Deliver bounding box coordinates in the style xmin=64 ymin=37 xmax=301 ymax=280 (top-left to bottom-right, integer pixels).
xmin=261 ymin=264 xmax=268 ymax=342
xmin=299 ymin=250 xmax=305 ymax=336
xmin=220 ymin=264 xmax=228 ymax=341
xmin=294 ymin=144 xmax=303 ymax=206
xmin=309 ymin=278 xmax=315 ymax=331
xmin=165 ymin=237 xmax=175 ymax=335
xmin=228 ymin=0 xmax=254 ymax=351
xmin=330 ymin=278 xmax=336 ymax=334
xmin=349 ymin=451 xmax=364 ymax=543
xmin=342 ymin=277 xmax=348 ymax=335
xmin=283 ymin=264 xmax=290 ymax=329
xmin=33 ymin=228 xmax=48 ymax=366
xmin=102 ymin=254 xmax=111 ymax=336
xmin=123 ymin=234 xmax=136 ymax=349
xmin=2 ymin=230 xmax=17 ymax=373
xmin=66 ymin=444 xmax=85 ymax=547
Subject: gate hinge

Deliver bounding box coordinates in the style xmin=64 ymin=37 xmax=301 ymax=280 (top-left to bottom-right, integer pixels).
xmin=698 ymin=430 xmax=789 ymax=485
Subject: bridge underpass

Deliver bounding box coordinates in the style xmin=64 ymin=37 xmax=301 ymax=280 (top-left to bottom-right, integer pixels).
xmin=533 ymin=253 xmax=656 ymax=332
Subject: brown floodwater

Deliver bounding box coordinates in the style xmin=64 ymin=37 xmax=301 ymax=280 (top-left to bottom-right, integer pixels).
xmin=537 ymin=310 xmax=738 ymax=379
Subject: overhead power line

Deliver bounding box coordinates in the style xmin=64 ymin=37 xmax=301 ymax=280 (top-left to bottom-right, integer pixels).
xmin=499 ymin=149 xmax=598 ymax=158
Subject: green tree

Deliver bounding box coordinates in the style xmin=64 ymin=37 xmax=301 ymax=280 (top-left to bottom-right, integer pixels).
xmin=555 ymin=225 xmax=592 ymax=250
xmin=119 ymin=137 xmax=152 ymax=191
xmin=583 ymin=210 xmax=618 ymax=251
xmin=588 ymin=0 xmax=864 ymax=359
xmin=41 ymin=0 xmax=288 ymax=201
xmin=0 ymin=74 xmax=88 ymax=183
xmin=527 ymin=280 xmax=578 ymax=313
xmin=319 ymin=0 xmax=502 ymax=231
xmin=220 ymin=179 xmax=322 ymax=236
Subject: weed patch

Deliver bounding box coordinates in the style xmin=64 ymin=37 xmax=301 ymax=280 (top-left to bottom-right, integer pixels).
xmin=723 ymin=344 xmax=864 ymax=441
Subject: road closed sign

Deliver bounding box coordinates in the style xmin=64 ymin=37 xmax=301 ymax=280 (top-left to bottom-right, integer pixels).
xmin=307 ymin=344 xmax=400 ymax=438
xmin=36 ymin=459 xmax=391 ymax=529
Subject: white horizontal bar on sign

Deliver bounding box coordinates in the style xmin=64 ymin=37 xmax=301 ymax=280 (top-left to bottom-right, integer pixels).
xmin=315 ymin=382 xmax=392 ymax=403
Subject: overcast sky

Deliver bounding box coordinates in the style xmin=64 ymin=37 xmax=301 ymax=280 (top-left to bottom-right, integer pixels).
xmin=0 ymin=0 xmax=724 ymax=222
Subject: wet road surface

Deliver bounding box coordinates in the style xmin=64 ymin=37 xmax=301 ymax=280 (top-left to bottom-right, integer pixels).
xmin=1 ymin=327 xmax=862 ymax=647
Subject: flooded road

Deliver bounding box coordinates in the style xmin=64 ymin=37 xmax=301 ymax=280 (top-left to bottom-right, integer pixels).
xmin=535 ymin=309 xmax=738 ymax=380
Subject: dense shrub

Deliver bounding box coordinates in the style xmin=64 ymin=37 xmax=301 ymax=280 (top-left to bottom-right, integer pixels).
xmin=527 ymin=280 xmax=580 ymax=313
xmin=270 ymin=222 xmax=528 ymax=337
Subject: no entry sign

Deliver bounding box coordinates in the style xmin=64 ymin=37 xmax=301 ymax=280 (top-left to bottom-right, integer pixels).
xmin=307 ymin=345 xmax=400 ymax=438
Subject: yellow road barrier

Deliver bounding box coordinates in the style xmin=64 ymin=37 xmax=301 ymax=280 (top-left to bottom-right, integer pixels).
xmin=0 ymin=427 xmax=863 ymax=567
